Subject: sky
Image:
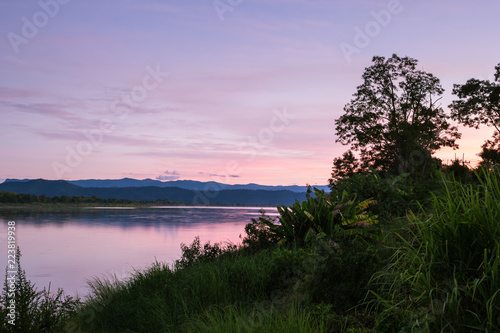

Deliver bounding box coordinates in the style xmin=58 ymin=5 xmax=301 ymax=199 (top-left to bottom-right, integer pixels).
xmin=0 ymin=0 xmax=499 ymax=186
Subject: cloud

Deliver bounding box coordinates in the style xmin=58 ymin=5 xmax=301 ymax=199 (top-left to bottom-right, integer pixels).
xmin=210 ymin=173 xmax=239 ymax=178
xmin=0 ymin=87 xmax=40 ymax=99
xmin=198 ymin=171 xmax=239 ymax=178
xmin=156 ymin=170 xmax=180 ymax=181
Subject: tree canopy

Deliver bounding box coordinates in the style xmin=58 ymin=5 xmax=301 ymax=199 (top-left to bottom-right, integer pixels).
xmin=331 ymin=54 xmax=460 ymax=182
xmin=449 ymin=63 xmax=500 ymax=166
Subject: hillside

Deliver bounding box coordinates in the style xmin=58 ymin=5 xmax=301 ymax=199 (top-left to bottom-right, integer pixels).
xmin=0 ymin=179 xmax=307 ymax=206
xmin=3 ymin=178 xmax=329 ymax=193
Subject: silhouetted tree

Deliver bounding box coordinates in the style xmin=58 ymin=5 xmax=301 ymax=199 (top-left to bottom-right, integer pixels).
xmin=449 ymin=63 xmax=500 ymax=167
xmin=332 ymin=54 xmax=460 ymax=182
xmin=478 ymin=145 xmax=500 ymax=167
xmin=330 ymin=151 xmax=362 ymax=183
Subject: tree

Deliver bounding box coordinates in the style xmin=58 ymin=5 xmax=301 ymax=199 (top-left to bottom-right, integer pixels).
xmin=330 ymin=150 xmax=362 ymax=181
xmin=332 ymin=54 xmax=460 ymax=182
xmin=449 ymin=63 xmax=500 ymax=167
xmin=478 ymin=145 xmax=500 ymax=167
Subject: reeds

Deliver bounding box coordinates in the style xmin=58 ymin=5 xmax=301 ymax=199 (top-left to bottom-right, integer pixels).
xmin=371 ymin=169 xmax=500 ymax=331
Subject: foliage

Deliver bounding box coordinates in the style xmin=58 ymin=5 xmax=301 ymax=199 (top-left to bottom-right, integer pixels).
xmin=333 ymin=54 xmax=459 ymax=180
xmin=450 ymin=63 xmax=500 ymax=141
xmin=75 ymin=245 xmax=311 ymax=332
xmin=450 ymin=63 xmax=500 ymax=168
xmin=330 ymin=171 xmax=413 ymax=218
xmin=242 ymin=210 xmax=280 ymax=250
xmin=441 ymin=158 xmax=474 ymax=183
xmin=183 ymin=303 xmax=328 ymax=333
xmin=371 ymin=169 xmax=500 ymax=331
xmin=175 ymin=236 xmax=238 ymax=269
xmin=330 ymin=150 xmax=363 ymax=181
xmin=258 ymin=188 xmax=378 ymax=246
xmin=0 ymin=247 xmax=80 ymax=333
xmin=0 ymin=191 xmax=176 ymax=206
xmin=75 ymin=228 xmax=385 ymax=332
xmin=296 ymin=230 xmax=382 ymax=312
xmin=478 ymin=140 xmax=500 ymax=168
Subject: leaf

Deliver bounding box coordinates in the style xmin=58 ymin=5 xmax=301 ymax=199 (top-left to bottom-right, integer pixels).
xmin=335 ymin=54 xmax=460 ymax=178
xmin=304 ymin=211 xmax=314 ymax=221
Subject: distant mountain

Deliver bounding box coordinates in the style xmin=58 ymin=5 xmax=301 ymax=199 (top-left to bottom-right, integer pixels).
xmin=0 ymin=180 xmax=308 ymax=206
xmin=0 ymin=179 xmax=83 ymax=197
xmin=3 ymin=178 xmax=330 ymax=193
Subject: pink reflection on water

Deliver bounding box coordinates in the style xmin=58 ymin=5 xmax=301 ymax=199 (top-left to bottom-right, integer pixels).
xmin=0 ymin=207 xmax=278 ymax=297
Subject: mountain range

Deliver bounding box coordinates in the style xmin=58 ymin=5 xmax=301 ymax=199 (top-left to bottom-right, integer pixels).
xmin=3 ymin=178 xmax=329 ymax=193
xmin=0 ymin=179 xmax=328 ymax=206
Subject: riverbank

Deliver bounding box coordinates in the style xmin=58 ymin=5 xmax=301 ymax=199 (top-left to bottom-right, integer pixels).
xmin=2 ymin=169 xmax=500 ymax=331
xmin=0 ymin=202 xmax=275 ymax=209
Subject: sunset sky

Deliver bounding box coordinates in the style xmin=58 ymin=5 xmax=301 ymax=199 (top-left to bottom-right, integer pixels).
xmin=1 ymin=0 xmax=499 ymax=186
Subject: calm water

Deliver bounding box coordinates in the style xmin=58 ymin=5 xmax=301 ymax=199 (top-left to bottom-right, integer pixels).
xmin=0 ymin=206 xmax=278 ymax=297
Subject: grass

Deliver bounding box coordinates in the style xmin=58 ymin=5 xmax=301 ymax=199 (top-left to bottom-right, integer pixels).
xmin=70 ymin=229 xmax=381 ymax=332
xmin=72 ymin=248 xmax=302 ymax=332
xmin=4 ymin=169 xmax=500 ymax=332
xmin=370 ymin=170 xmax=500 ymax=331
xmin=183 ymin=304 xmax=328 ymax=333
xmin=0 ymin=248 xmax=80 ymax=333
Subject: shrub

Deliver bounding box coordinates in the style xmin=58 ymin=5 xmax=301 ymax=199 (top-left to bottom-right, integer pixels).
xmin=257 ymin=188 xmax=378 ymax=246
xmin=0 ymin=247 xmax=80 ymax=333
xmin=297 ymin=230 xmax=382 ymax=312
xmin=242 ymin=209 xmax=280 ymax=250
xmin=175 ymin=236 xmax=237 ymax=269
xmin=441 ymin=159 xmax=474 ymax=183
xmin=331 ymin=171 xmax=413 ymax=218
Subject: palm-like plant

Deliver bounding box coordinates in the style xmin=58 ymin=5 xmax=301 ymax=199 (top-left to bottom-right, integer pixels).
xmin=260 ymin=188 xmax=378 ymax=245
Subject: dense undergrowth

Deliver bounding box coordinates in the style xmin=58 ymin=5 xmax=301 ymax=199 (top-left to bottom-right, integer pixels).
xmin=2 ymin=168 xmax=500 ymax=332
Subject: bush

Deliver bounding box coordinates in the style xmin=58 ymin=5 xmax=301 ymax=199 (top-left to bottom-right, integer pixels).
xmin=242 ymin=209 xmax=280 ymax=250
xmin=256 ymin=188 xmax=378 ymax=246
xmin=441 ymin=159 xmax=474 ymax=183
xmin=297 ymin=230 xmax=382 ymax=312
xmin=0 ymin=247 xmax=80 ymax=333
xmin=175 ymin=236 xmax=238 ymax=269
xmin=331 ymin=171 xmax=413 ymax=218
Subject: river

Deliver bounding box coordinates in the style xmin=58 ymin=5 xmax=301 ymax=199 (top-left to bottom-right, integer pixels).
xmin=0 ymin=206 xmax=278 ymax=298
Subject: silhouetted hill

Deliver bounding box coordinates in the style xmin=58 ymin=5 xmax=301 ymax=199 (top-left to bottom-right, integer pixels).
xmin=3 ymin=178 xmax=329 ymax=193
xmin=0 ymin=180 xmax=307 ymax=206
xmin=0 ymin=179 xmax=83 ymax=197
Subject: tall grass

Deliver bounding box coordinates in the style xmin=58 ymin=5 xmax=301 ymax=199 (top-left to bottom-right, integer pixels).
xmin=74 ymin=228 xmax=382 ymax=332
xmin=183 ymin=303 xmax=327 ymax=333
xmin=74 ymin=247 xmax=305 ymax=332
xmin=371 ymin=169 xmax=500 ymax=331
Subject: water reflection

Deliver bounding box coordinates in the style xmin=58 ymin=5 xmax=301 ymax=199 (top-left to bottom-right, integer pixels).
xmin=0 ymin=207 xmax=278 ymax=297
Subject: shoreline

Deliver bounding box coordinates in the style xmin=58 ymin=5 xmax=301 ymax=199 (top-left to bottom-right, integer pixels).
xmin=0 ymin=203 xmax=279 ymax=210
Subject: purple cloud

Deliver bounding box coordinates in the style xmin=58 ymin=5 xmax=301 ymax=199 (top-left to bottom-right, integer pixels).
xmin=156 ymin=170 xmax=180 ymax=181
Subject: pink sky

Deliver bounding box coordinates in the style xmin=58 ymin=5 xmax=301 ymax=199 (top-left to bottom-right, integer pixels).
xmin=1 ymin=0 xmax=499 ymax=185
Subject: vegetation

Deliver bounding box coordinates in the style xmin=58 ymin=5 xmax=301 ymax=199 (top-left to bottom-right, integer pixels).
xmin=0 ymin=191 xmax=283 ymax=208
xmin=56 ymin=168 xmax=499 ymax=332
xmin=333 ymin=54 xmax=460 ymax=181
xmin=0 ymin=191 xmax=180 ymax=207
xmin=2 ymin=55 xmax=500 ymax=332
xmin=0 ymin=248 xmax=80 ymax=333
xmin=450 ymin=63 xmax=500 ymax=167
xmin=370 ymin=170 xmax=500 ymax=331
xmin=4 ymin=172 xmax=500 ymax=332
xmin=67 ymin=209 xmax=381 ymax=332
xmin=257 ymin=188 xmax=378 ymax=246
